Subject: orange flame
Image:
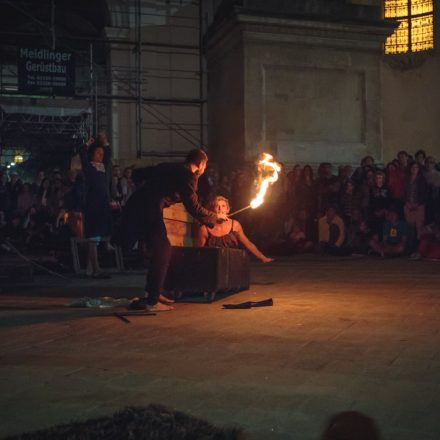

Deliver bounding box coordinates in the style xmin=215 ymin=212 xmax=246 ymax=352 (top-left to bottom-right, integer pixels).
xmin=250 ymin=153 xmax=281 ymax=209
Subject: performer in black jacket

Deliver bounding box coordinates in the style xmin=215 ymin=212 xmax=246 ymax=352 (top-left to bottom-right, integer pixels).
xmin=113 ymin=149 xmax=227 ymax=311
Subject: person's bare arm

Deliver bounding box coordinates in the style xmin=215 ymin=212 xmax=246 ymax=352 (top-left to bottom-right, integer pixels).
xmin=195 ymin=223 xmax=208 ymax=247
xmin=235 ymin=221 xmax=273 ymax=263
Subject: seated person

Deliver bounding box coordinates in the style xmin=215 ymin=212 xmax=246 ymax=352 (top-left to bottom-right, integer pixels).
xmin=369 ymin=208 xmax=408 ymax=257
xmin=346 ymin=207 xmax=370 ymax=255
xmin=410 ymin=213 xmax=440 ymax=260
xmin=269 ymin=208 xmax=314 ymax=255
xmin=318 ymin=206 xmax=349 ymax=255
xmin=195 ymin=196 xmax=273 ymax=263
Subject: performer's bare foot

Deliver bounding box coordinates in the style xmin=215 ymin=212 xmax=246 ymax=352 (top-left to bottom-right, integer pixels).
xmin=147 ymin=302 xmax=174 ymax=312
xmin=158 ymin=294 xmax=175 ymax=305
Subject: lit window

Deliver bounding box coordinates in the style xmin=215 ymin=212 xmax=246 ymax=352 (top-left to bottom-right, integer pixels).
xmin=384 ymin=0 xmax=434 ymax=54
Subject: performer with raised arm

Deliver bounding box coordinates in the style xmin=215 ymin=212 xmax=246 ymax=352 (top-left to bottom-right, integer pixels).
xmin=79 ymin=130 xmax=112 ymax=279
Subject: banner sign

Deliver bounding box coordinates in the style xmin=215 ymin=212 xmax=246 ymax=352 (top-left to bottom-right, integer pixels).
xmin=17 ymin=47 xmax=75 ymax=96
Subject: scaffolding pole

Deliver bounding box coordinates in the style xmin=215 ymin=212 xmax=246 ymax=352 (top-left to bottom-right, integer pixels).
xmin=135 ymin=0 xmax=142 ymax=158
xmin=199 ymin=0 xmax=204 ymax=150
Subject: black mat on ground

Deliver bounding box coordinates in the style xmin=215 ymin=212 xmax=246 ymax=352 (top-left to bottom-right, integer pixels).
xmin=4 ymin=405 xmax=244 ymax=440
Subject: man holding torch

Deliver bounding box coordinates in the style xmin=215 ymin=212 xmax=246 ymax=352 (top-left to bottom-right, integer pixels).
xmin=113 ymin=149 xmax=228 ymax=311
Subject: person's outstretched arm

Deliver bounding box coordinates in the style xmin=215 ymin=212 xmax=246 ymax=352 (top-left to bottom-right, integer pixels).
xmin=235 ymin=221 xmax=273 ymax=263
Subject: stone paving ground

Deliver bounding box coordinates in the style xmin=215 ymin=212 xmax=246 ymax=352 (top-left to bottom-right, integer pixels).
xmin=1 ymin=256 xmax=440 ymax=439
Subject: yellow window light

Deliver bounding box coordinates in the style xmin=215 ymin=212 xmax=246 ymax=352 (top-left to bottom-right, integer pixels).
xmin=384 ymin=0 xmax=433 ymax=54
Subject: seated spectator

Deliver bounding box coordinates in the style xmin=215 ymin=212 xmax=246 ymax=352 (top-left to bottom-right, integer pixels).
xmin=22 ymin=207 xmax=51 ymax=250
xmin=321 ymin=411 xmax=380 ymax=440
xmin=318 ymin=206 xmax=349 ymax=255
xmin=195 ymin=195 xmax=273 ymax=263
xmin=1 ymin=211 xmax=25 ymax=249
xmin=269 ymin=208 xmax=314 ymax=255
xmin=410 ymin=214 xmax=440 ymax=260
xmin=369 ymin=208 xmax=408 ymax=257
xmin=346 ymin=207 xmax=370 ymax=255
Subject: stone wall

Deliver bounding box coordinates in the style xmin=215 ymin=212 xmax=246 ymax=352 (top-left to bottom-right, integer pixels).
xmin=206 ymin=2 xmax=394 ymax=169
xmin=381 ymin=55 xmax=440 ymax=162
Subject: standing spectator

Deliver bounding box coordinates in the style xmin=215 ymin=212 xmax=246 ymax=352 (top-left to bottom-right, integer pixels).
xmin=64 ymin=172 xmax=86 ymax=239
xmin=32 ymin=170 xmax=45 ymax=193
xmin=37 ymin=177 xmax=51 ymax=211
xmin=111 ymin=164 xmax=123 ymax=202
xmin=198 ymin=165 xmax=218 ymax=204
xmin=79 ymin=130 xmax=112 ymax=278
xmin=217 ymin=174 xmax=232 ymax=199
xmin=339 ymin=180 xmax=357 ymax=225
xmin=386 ymin=162 xmax=403 ymax=204
xmin=286 ymin=164 xmax=302 ymax=211
xmin=338 ymin=165 xmax=353 ymax=188
xmin=0 ymin=172 xmax=11 ymax=215
xmin=423 ymin=157 xmax=440 ymax=223
xmin=16 ymin=183 xmax=37 ymax=215
xmin=358 ymin=168 xmax=375 ymax=213
xmin=298 ymin=165 xmax=316 ymax=212
xmin=403 ymin=161 xmax=428 ymax=240
xmin=368 ymin=171 xmax=391 ymax=240
xmin=352 ymin=156 xmax=375 ymax=187
xmin=394 ymin=150 xmax=409 ymax=202
xmin=120 ymin=167 xmax=135 ymax=206
xmin=47 ymin=177 xmax=64 ymax=217
xmin=414 ymin=149 xmax=426 ymax=168
xmin=317 ymin=163 xmax=340 ymax=214
xmin=6 ymin=172 xmax=22 ymax=212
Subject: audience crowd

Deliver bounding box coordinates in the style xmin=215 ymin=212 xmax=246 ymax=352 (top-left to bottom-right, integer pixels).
xmin=1 ymin=147 xmax=440 ymax=269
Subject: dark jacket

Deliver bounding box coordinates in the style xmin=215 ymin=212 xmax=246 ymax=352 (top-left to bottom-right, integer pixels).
xmin=79 ymin=144 xmax=112 ymax=238
xmin=114 ymin=162 xmax=217 ymax=249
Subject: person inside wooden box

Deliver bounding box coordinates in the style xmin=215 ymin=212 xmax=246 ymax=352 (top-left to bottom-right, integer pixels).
xmin=195 ymin=195 xmax=273 ymax=263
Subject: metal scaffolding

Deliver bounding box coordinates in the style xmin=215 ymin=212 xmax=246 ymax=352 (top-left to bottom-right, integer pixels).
xmin=0 ymin=0 xmax=208 ymax=160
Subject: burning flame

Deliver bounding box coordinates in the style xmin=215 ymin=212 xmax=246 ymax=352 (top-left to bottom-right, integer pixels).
xmin=250 ymin=153 xmax=281 ymax=209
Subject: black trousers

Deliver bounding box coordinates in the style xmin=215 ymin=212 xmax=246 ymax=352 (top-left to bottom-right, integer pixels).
xmin=143 ymin=215 xmax=171 ymax=305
